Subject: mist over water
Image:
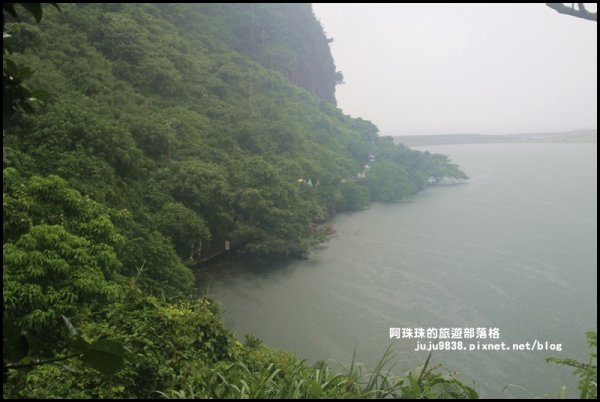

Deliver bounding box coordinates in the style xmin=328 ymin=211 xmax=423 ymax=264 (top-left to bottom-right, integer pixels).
xmin=206 ymin=143 xmax=597 ymax=398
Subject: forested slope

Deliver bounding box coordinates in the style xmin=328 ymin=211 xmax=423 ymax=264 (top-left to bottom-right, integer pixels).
xmin=3 ymin=4 xmax=470 ymax=398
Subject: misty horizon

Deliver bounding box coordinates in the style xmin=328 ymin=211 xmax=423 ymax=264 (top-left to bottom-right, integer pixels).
xmin=313 ymin=4 xmax=597 ymax=136
xmin=385 ymin=127 xmax=598 ymax=137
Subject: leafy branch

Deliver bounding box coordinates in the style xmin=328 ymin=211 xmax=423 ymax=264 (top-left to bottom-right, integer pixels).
xmin=3 ymin=315 xmax=127 ymax=381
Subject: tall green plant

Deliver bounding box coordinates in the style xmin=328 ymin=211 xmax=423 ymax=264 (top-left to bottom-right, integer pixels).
xmin=546 ymin=331 xmax=597 ymax=399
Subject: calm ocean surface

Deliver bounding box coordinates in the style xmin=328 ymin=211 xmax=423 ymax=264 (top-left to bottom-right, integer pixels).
xmin=205 ymin=143 xmax=597 ymax=398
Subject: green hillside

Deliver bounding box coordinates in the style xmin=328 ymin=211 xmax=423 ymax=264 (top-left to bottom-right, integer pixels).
xmin=3 ymin=4 xmax=474 ymax=398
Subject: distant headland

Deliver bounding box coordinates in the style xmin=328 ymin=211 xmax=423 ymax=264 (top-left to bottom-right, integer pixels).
xmin=394 ymin=129 xmax=597 ymax=146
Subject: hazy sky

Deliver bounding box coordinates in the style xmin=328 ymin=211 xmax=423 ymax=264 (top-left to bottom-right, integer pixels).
xmin=312 ymin=3 xmax=597 ymax=135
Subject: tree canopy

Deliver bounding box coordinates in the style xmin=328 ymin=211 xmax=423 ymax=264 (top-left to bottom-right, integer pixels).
xmin=3 ymin=4 xmax=470 ymax=398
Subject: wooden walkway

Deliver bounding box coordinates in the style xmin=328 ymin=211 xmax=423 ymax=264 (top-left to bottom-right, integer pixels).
xmin=195 ymin=248 xmax=229 ymax=264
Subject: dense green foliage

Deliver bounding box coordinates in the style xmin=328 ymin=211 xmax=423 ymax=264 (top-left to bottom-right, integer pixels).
xmin=3 ymin=3 xmax=472 ymax=398
xmin=4 ymin=290 xmax=479 ymax=399
xmin=3 ymin=3 xmax=465 ymax=260
xmin=200 ymin=3 xmax=341 ymax=104
xmin=3 ymin=4 xmax=58 ymax=124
